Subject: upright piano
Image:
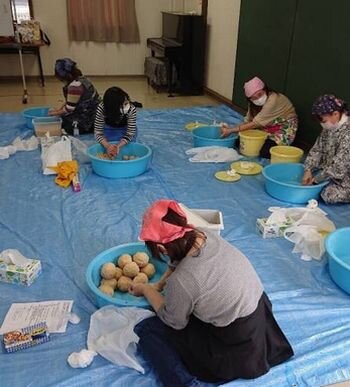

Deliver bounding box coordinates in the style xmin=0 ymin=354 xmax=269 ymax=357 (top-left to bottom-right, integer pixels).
xmin=147 ymin=12 xmax=206 ymax=95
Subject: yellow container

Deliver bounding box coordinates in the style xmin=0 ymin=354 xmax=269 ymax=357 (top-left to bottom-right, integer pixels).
xmin=270 ymin=145 xmax=304 ymax=164
xmin=239 ymin=130 xmax=267 ymax=157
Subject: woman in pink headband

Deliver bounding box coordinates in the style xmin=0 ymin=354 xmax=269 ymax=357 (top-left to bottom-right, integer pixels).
xmin=221 ymin=76 xmax=298 ymax=158
xmin=132 ymin=199 xmax=293 ymax=385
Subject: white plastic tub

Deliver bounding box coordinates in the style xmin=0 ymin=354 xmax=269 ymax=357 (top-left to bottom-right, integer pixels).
xmin=179 ymin=204 xmax=224 ymax=235
xmin=33 ymin=117 xmax=62 ymax=137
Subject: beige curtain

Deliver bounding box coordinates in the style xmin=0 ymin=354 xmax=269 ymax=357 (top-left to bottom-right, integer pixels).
xmin=67 ymin=0 xmax=140 ymax=43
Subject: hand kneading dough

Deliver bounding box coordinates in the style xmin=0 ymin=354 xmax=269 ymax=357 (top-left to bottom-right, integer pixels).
xmin=133 ymin=252 xmax=150 ymax=268
xmin=123 ymin=262 xmax=140 ymax=278
xmin=117 ymin=276 xmax=132 ymax=292
xmin=99 ymin=284 xmax=114 ymax=296
xmin=101 ymin=278 xmax=117 ymax=289
xmin=101 ymin=262 xmax=117 ymax=279
xmin=141 ymin=263 xmax=156 ymax=279
xmin=115 ymin=267 xmax=123 ymax=280
xmin=133 ymin=273 xmax=149 ymax=284
xmin=118 ymin=254 xmax=132 ymax=268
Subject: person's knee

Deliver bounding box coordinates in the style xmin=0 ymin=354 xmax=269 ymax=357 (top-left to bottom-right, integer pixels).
xmin=134 ymin=316 xmax=160 ymax=337
xmin=321 ymin=185 xmax=349 ymax=204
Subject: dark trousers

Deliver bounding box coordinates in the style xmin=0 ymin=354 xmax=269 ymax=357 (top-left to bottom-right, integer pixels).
xmin=135 ymin=293 xmax=294 ymax=386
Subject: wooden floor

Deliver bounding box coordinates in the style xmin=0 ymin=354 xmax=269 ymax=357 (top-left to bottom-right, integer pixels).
xmin=0 ymin=76 xmax=218 ymax=112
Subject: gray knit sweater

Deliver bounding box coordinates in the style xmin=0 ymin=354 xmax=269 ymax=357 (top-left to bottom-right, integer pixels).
xmin=157 ymin=230 xmax=264 ymax=330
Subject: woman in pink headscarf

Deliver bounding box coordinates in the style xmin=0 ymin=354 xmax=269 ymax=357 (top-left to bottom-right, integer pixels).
xmin=132 ymin=199 xmax=293 ymax=386
xmin=221 ymin=76 xmax=298 ymax=158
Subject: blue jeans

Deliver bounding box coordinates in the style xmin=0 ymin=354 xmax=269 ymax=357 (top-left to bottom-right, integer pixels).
xmin=135 ymin=317 xmax=203 ymax=387
xmin=104 ymin=124 xmax=137 ymax=142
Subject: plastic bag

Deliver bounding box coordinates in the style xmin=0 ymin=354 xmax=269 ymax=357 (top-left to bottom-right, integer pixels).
xmin=284 ymin=225 xmax=328 ymax=260
xmin=87 ymin=306 xmax=154 ymax=373
xmin=185 ymin=146 xmax=242 ymax=163
xmin=41 ymin=136 xmax=72 ymax=175
xmin=69 ymin=136 xmax=91 ymax=164
xmin=0 ymin=136 xmax=38 ymax=160
xmin=266 ymin=200 xmax=336 ymax=260
xmin=266 ymin=200 xmax=331 ymax=228
xmin=13 ymin=136 xmax=39 ymax=151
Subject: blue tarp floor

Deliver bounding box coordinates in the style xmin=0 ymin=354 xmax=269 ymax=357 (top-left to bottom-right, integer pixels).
xmin=1 ymin=104 xmax=350 ymax=387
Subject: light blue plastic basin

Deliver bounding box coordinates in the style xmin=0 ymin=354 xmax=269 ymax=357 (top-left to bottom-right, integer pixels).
xmin=86 ymin=242 xmax=167 ymax=308
xmin=22 ymin=107 xmax=50 ymax=129
xmin=326 ymin=228 xmax=350 ymax=295
xmin=192 ymin=126 xmax=237 ymax=148
xmin=262 ymin=163 xmax=329 ymax=204
xmin=87 ymin=142 xmax=152 ymax=178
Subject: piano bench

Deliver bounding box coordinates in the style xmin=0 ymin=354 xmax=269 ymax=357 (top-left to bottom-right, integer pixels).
xmin=144 ymin=56 xmax=177 ymax=92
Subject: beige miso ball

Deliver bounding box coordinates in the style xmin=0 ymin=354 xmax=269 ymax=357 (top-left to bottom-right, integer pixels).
xmin=99 ymin=284 xmax=114 ymax=297
xmin=118 ymin=254 xmax=132 ymax=269
xmin=115 ymin=267 xmax=123 ymax=280
xmin=123 ymin=262 xmax=140 ymax=278
xmin=101 ymin=278 xmax=117 ymax=289
xmin=101 ymin=262 xmax=118 ymax=280
xmin=117 ymin=276 xmax=133 ymax=292
xmin=133 ymin=273 xmax=149 ymax=284
xmin=141 ymin=263 xmax=156 ymax=279
xmin=133 ymin=252 xmax=150 ymax=268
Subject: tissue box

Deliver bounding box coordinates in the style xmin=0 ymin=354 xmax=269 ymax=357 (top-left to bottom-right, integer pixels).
xmin=0 ymin=259 xmax=41 ymax=286
xmin=256 ymin=218 xmax=293 ymax=239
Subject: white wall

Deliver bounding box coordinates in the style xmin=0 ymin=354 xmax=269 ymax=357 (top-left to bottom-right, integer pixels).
xmin=0 ymin=0 xmax=172 ymax=76
xmin=1 ymin=0 xmax=242 ymax=103
xmin=205 ymin=0 xmax=241 ymax=100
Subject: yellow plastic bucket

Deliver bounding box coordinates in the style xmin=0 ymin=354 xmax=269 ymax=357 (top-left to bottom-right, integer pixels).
xmin=239 ymin=130 xmax=267 ymax=157
xmin=270 ymin=145 xmax=304 ymax=164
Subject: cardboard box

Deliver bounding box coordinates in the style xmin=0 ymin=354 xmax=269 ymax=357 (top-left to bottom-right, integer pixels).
xmin=3 ymin=322 xmax=50 ymax=353
xmin=256 ymin=218 xmax=293 ymax=239
xmin=0 ymin=259 xmax=41 ymax=286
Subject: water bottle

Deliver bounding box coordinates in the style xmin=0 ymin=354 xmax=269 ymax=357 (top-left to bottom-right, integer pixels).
xmin=73 ymin=121 xmax=79 ymax=137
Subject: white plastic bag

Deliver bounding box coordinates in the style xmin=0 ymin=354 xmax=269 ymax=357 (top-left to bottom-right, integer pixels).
xmin=69 ymin=136 xmax=91 ymax=164
xmin=186 ymin=146 xmax=242 ymax=163
xmin=0 ymin=136 xmax=38 ymax=160
xmin=87 ymin=306 xmax=154 ymax=373
xmin=41 ymin=136 xmax=72 ymax=175
xmin=266 ymin=200 xmax=336 ymax=260
xmin=12 ymin=136 xmax=39 ymax=151
xmin=284 ymin=225 xmax=327 ymax=260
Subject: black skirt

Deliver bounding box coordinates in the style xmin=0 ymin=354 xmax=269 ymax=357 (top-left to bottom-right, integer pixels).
xmin=166 ymin=292 xmax=294 ymax=383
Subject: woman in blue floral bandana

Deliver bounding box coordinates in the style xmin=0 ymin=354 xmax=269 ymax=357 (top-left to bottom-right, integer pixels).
xmin=302 ymin=94 xmax=350 ymax=204
xmin=49 ymin=58 xmax=100 ymax=134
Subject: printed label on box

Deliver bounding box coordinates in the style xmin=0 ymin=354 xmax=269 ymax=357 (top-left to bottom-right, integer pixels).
xmin=0 ymin=259 xmax=41 ymax=286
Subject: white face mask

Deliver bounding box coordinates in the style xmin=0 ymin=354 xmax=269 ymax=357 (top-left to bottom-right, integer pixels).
xmin=321 ymin=113 xmax=348 ymax=130
xmin=120 ymin=103 xmax=130 ymax=115
xmin=252 ymin=94 xmax=268 ymax=106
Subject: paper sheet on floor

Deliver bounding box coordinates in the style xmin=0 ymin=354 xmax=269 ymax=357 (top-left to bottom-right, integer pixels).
xmin=0 ymin=300 xmax=73 ymax=334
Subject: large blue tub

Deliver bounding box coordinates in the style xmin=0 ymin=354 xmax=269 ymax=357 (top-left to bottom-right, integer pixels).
xmin=262 ymin=163 xmax=329 ymax=204
xmin=86 ymin=242 xmax=167 ymax=308
xmin=87 ymin=142 xmax=152 ymax=178
xmin=192 ymin=126 xmax=237 ymax=148
xmin=22 ymin=106 xmax=50 ymax=129
xmin=326 ymin=228 xmax=350 ymax=295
